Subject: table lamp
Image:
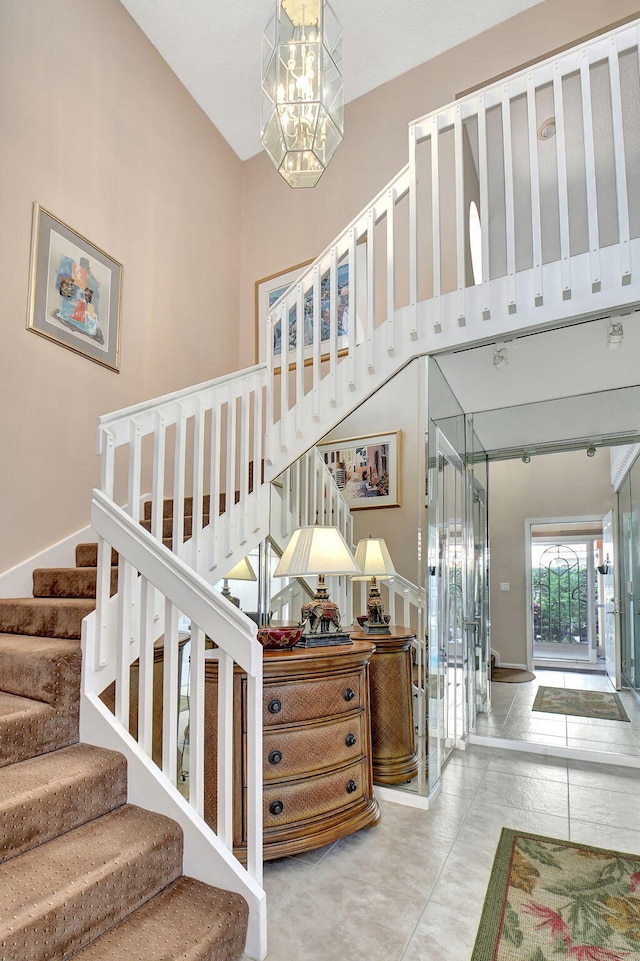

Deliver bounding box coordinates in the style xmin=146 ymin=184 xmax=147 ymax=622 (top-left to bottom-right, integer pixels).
xmin=274 ymin=525 xmax=361 ymax=647
xmin=352 ymin=536 xmax=396 ymax=634
xmin=221 ymin=556 xmax=257 ymax=608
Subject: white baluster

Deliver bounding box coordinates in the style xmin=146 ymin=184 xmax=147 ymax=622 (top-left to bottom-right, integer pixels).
xmin=295 ymin=282 xmax=304 ymax=437
xmin=409 ymin=123 xmax=418 ymax=337
xmin=386 ymin=188 xmax=396 ymax=354
xmin=477 ymin=94 xmax=491 ymax=320
xmin=431 ymin=115 xmax=442 ymax=333
xmin=454 ymin=105 xmax=466 ymax=327
xmin=162 ymin=597 xmax=179 ymax=784
xmin=173 ymin=404 xmax=187 ymax=558
xmin=366 ymin=207 xmax=375 ymax=371
xmin=225 ymin=386 xmax=236 ymax=559
xmin=329 ymin=247 xmax=338 ymax=406
xmin=347 ymin=229 xmax=357 ymax=390
xmin=151 ymin=412 xmax=166 ymax=541
xmin=279 ymin=301 xmax=289 ymax=450
xmin=138 ymin=575 xmax=154 ymax=757
xmin=526 ymin=73 xmax=544 ymax=306
xmin=216 ymin=647 xmax=234 ymax=849
xmin=311 ymin=265 xmax=321 ymax=421
xmin=501 ymin=85 xmax=517 ymax=314
xmin=189 ymin=622 xmax=205 ymax=818
xmin=192 ymin=396 xmax=206 ymax=565
xmin=608 ymin=39 xmax=631 ymax=284
xmin=580 ymin=51 xmax=601 ymax=293
xmin=552 ymin=62 xmax=572 ymax=300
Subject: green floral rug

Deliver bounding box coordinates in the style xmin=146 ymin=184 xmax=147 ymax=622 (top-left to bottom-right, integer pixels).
xmin=532 ymin=686 xmax=630 ymax=722
xmin=472 ymin=828 xmax=640 ymax=960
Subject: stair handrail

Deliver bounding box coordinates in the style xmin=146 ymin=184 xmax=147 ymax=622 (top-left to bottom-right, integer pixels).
xmin=83 ymin=488 xmax=265 ymax=958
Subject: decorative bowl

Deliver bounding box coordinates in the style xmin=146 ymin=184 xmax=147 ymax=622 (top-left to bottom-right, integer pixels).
xmin=257 ymin=627 xmax=302 ymax=650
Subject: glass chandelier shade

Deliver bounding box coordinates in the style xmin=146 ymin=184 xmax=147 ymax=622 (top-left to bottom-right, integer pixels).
xmin=261 ymin=0 xmax=344 ymax=188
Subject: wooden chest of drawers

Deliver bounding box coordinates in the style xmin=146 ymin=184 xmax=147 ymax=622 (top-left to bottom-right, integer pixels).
xmin=204 ymin=639 xmax=380 ymax=861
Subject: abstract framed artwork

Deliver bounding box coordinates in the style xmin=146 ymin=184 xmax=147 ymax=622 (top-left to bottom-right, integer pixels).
xmin=317 ymin=431 xmax=401 ymax=510
xmin=27 ymin=203 xmax=122 ymax=371
xmin=255 ymin=257 xmax=350 ymax=369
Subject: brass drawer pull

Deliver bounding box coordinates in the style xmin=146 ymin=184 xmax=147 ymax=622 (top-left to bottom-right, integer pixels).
xmin=268 ymin=749 xmax=283 ymax=765
xmin=346 ymin=779 xmax=358 ymax=794
xmin=270 ymin=800 xmax=284 ymax=815
xmin=267 ymin=698 xmax=282 ymax=714
xmin=343 ymin=688 xmax=356 ymax=702
xmin=345 ymin=733 xmax=357 ymax=747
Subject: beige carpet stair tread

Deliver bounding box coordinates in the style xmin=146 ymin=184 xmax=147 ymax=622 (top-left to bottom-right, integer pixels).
xmin=0 ymin=633 xmax=81 ymax=704
xmin=71 ymin=876 xmax=248 ymax=961
xmin=0 ymin=743 xmax=127 ymax=864
xmin=75 ymin=543 xmax=118 ymax=568
xmin=0 ymin=598 xmax=95 ymax=639
xmin=0 ymin=691 xmax=77 ymax=767
xmin=0 ymin=804 xmax=183 ymax=961
xmin=32 ymin=566 xmax=118 ymax=599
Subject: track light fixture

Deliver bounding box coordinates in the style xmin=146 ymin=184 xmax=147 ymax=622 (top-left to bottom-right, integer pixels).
xmin=607 ymin=322 xmax=624 ymax=350
xmin=493 ymin=347 xmax=508 ymax=370
xmin=522 ymin=452 xmax=531 ymax=464
xmin=586 ymin=446 xmax=596 ymax=457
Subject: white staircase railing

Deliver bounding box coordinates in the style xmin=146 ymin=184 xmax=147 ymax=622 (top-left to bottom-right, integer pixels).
xmin=81 ymin=491 xmax=265 ymax=958
xmin=85 ymin=18 xmax=640 ymax=961
xmin=263 ymin=17 xmax=640 ymax=479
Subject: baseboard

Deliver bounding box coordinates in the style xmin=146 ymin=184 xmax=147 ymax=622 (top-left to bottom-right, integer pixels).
xmin=0 ymin=493 xmax=152 ymax=599
xmin=0 ymin=523 xmax=95 ymax=598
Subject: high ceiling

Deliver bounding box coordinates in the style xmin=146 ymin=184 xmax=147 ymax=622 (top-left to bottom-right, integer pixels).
xmin=118 ymin=0 xmax=545 ymax=160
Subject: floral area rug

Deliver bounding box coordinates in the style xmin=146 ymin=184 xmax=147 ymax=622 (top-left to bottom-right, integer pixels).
xmin=532 ymin=686 xmax=630 ymax=722
xmin=472 ymin=828 xmax=640 ymax=960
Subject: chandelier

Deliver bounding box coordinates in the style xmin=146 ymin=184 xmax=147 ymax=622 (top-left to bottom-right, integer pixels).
xmin=261 ymin=0 xmax=344 ymax=188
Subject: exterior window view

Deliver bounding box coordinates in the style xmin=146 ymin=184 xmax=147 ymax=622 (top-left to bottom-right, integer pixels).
xmin=4 ymin=3 xmax=640 ymax=961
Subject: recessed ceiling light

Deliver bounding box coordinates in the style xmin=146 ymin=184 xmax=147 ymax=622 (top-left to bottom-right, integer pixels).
xmin=538 ymin=117 xmax=556 ymax=140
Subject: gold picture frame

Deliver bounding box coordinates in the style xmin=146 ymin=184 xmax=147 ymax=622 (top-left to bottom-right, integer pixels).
xmin=27 ymin=203 xmax=122 ymax=372
xmin=254 ymin=256 xmax=351 ymax=371
xmin=317 ymin=431 xmax=402 ymax=510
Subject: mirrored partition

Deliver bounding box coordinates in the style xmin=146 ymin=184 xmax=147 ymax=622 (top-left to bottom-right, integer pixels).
xmin=426 ymin=359 xmax=489 ymax=794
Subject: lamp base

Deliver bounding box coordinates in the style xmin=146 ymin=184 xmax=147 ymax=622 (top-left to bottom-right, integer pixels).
xmin=296 ymin=632 xmax=353 ymax=648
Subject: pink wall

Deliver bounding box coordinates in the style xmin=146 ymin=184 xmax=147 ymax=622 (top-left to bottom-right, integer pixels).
xmin=0 ymin=0 xmax=243 ymax=572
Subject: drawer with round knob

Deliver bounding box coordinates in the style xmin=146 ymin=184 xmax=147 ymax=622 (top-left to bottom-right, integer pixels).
xmin=263 ymin=671 xmax=363 ymax=726
xmin=263 ymin=713 xmax=366 ymax=780
xmin=263 ymin=758 xmax=368 ymax=828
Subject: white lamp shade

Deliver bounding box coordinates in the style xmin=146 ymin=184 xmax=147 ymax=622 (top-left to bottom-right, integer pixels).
xmin=274 ymin=526 xmax=361 ymax=577
xmin=352 ymin=537 xmax=396 ymax=580
xmin=225 ymin=557 xmax=257 ymax=581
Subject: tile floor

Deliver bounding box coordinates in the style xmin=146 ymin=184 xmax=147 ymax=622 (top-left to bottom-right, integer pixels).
xmin=476 ymin=669 xmax=640 ymax=755
xmin=243 ymin=740 xmax=640 ymax=961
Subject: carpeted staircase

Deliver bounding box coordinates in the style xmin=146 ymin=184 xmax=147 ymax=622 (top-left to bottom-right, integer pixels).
xmin=0 ymin=529 xmax=249 ymax=961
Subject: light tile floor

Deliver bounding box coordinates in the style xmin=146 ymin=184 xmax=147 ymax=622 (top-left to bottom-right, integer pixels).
xmin=476 ymin=669 xmax=640 ymax=755
xmin=242 ymin=741 xmax=640 ymax=961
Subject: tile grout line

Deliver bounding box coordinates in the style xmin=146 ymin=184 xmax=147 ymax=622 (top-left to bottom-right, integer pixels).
xmin=397 ymin=750 xmax=490 ymax=961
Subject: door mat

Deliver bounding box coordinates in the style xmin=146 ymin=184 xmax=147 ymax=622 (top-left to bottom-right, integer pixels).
xmin=472 ymin=828 xmax=640 ymax=960
xmin=532 ymin=686 xmax=629 ymax=721
xmin=491 ymin=666 xmax=536 ymax=683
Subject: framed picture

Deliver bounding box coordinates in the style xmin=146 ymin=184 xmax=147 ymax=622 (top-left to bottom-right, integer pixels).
xmin=27 ymin=203 xmax=122 ymax=371
xmin=317 ymin=431 xmax=401 ymax=510
xmin=254 ymin=257 xmax=350 ymax=369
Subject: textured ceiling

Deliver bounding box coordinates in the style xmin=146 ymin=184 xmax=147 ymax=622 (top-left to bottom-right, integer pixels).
xmin=118 ymin=0 xmax=545 ymax=160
